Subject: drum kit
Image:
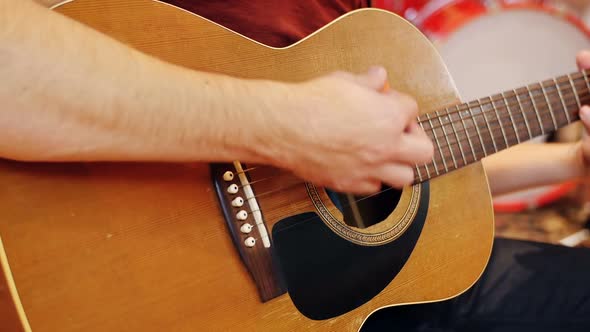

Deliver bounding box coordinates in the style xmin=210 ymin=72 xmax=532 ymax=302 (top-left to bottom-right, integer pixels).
xmin=375 ymin=0 xmax=590 ymax=246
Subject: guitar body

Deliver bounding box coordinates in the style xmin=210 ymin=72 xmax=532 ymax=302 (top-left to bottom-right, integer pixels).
xmin=0 ymin=1 xmax=494 ymax=331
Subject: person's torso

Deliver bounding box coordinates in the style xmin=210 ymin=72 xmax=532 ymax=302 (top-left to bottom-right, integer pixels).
xmin=162 ymin=0 xmax=371 ymax=47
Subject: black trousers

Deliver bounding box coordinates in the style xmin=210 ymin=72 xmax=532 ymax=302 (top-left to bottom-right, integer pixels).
xmin=361 ymin=238 xmax=590 ymax=332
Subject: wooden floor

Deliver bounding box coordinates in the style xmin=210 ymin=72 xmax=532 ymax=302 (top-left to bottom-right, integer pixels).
xmin=494 ymin=184 xmax=590 ymax=247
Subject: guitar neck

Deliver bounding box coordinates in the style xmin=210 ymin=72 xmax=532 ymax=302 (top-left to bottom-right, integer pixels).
xmin=413 ymin=69 xmax=590 ymax=183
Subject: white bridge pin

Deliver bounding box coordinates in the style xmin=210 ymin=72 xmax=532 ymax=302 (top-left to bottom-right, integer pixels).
xmin=240 ymin=223 xmax=253 ymax=233
xmin=236 ymin=210 xmax=248 ymax=220
xmin=231 ymin=197 xmax=244 ymax=207
xmin=227 ymin=184 xmax=239 ymax=194
xmin=244 ymin=237 xmax=256 ymax=247
xmin=222 ymin=171 xmax=234 ymax=181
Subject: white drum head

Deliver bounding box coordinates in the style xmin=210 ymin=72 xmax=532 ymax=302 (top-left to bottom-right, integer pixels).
xmin=436 ymin=8 xmax=590 ymax=209
xmin=439 ymin=9 xmax=590 ymax=102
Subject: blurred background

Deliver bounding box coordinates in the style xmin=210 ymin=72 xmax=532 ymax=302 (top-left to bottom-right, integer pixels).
xmin=376 ymin=0 xmax=590 ymax=248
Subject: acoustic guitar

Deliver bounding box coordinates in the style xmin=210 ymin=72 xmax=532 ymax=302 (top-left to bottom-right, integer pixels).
xmin=1 ymin=1 xmax=587 ymax=331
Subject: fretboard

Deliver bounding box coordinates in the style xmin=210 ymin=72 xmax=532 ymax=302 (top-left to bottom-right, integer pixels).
xmin=413 ymin=69 xmax=590 ymax=184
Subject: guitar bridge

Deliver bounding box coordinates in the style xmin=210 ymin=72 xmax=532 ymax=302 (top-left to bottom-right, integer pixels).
xmin=211 ymin=162 xmax=286 ymax=302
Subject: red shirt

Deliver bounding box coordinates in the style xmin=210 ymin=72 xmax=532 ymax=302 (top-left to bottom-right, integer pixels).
xmin=162 ymin=0 xmax=370 ymax=47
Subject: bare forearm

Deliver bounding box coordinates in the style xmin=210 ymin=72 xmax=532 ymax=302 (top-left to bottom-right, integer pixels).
xmin=482 ymin=143 xmax=585 ymax=196
xmin=0 ymin=0 xmax=281 ymax=163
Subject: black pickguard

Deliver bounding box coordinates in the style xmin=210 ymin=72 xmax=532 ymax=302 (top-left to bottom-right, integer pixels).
xmin=271 ymin=182 xmax=430 ymax=320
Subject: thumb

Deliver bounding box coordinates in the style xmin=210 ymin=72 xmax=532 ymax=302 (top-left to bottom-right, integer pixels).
xmin=356 ymin=66 xmax=388 ymax=91
xmin=577 ymin=50 xmax=590 ymax=70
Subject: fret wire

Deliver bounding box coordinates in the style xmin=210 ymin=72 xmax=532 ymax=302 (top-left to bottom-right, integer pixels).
xmin=426 ymin=88 xmax=588 ymax=178
xmin=513 ymin=89 xmax=533 ymax=139
xmin=422 ymin=94 xmax=581 ymax=179
xmin=452 ymin=86 xmax=581 ymax=137
xmin=428 ymin=94 xmax=580 ymax=176
xmin=458 ymin=104 xmax=478 ymax=162
xmin=429 ymin=95 xmax=580 ymax=176
xmin=489 ymin=96 xmax=509 ymax=148
xmin=478 ymin=98 xmax=499 ymax=152
xmin=568 ymin=73 xmax=582 ymax=109
xmin=414 ymin=165 xmax=423 ymax=182
xmin=416 ymin=71 xmax=590 ymax=180
xmin=468 ymin=102 xmax=488 ymax=157
xmin=525 ymin=85 xmax=545 ymax=135
xmin=539 ymin=82 xmax=558 ymax=130
xmin=426 ymin=87 xmax=585 ymax=146
xmin=418 ymin=120 xmax=433 ymax=179
xmin=501 ymin=92 xmax=521 ymax=144
xmin=417 ymin=72 xmax=589 ymax=128
xmin=426 ymin=113 xmax=446 ymax=174
xmin=436 ymin=110 xmax=457 ymax=169
xmin=417 ymin=74 xmax=589 ymax=132
xmin=439 ymin=95 xmax=579 ymax=154
xmin=553 ymin=78 xmax=571 ymax=123
xmin=447 ymin=107 xmax=468 ymax=166
xmin=414 ymin=75 xmax=590 ymax=178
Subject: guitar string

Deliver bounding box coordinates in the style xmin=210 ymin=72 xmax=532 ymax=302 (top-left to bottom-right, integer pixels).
xmin=224 ymin=72 xmax=590 ymax=234
xmin=235 ymin=90 xmax=585 ymax=191
xmin=418 ymin=93 xmax=588 ymax=175
xmin=239 ymin=166 xmax=259 ymax=174
xmin=237 ymin=73 xmax=590 ymax=183
xmin=233 ymin=107 xmax=574 ymax=200
xmin=231 ymin=115 xmax=584 ymax=237
xmin=229 ymin=109 xmax=587 ymax=234
xmin=247 ymin=95 xmax=585 ymax=234
xmin=231 ymin=104 xmax=585 ymax=211
xmin=225 ymin=74 xmax=590 ymax=205
xmin=247 ymin=182 xmax=402 ymax=223
xmin=419 ymin=79 xmax=588 ymax=132
xmin=417 ymin=71 xmax=589 ymax=129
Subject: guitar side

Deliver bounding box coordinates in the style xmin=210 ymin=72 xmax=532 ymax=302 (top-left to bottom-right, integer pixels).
xmin=0 ymin=1 xmax=494 ymax=331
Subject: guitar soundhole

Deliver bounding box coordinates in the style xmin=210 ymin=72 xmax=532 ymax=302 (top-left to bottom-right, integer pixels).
xmin=326 ymin=185 xmax=402 ymax=229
